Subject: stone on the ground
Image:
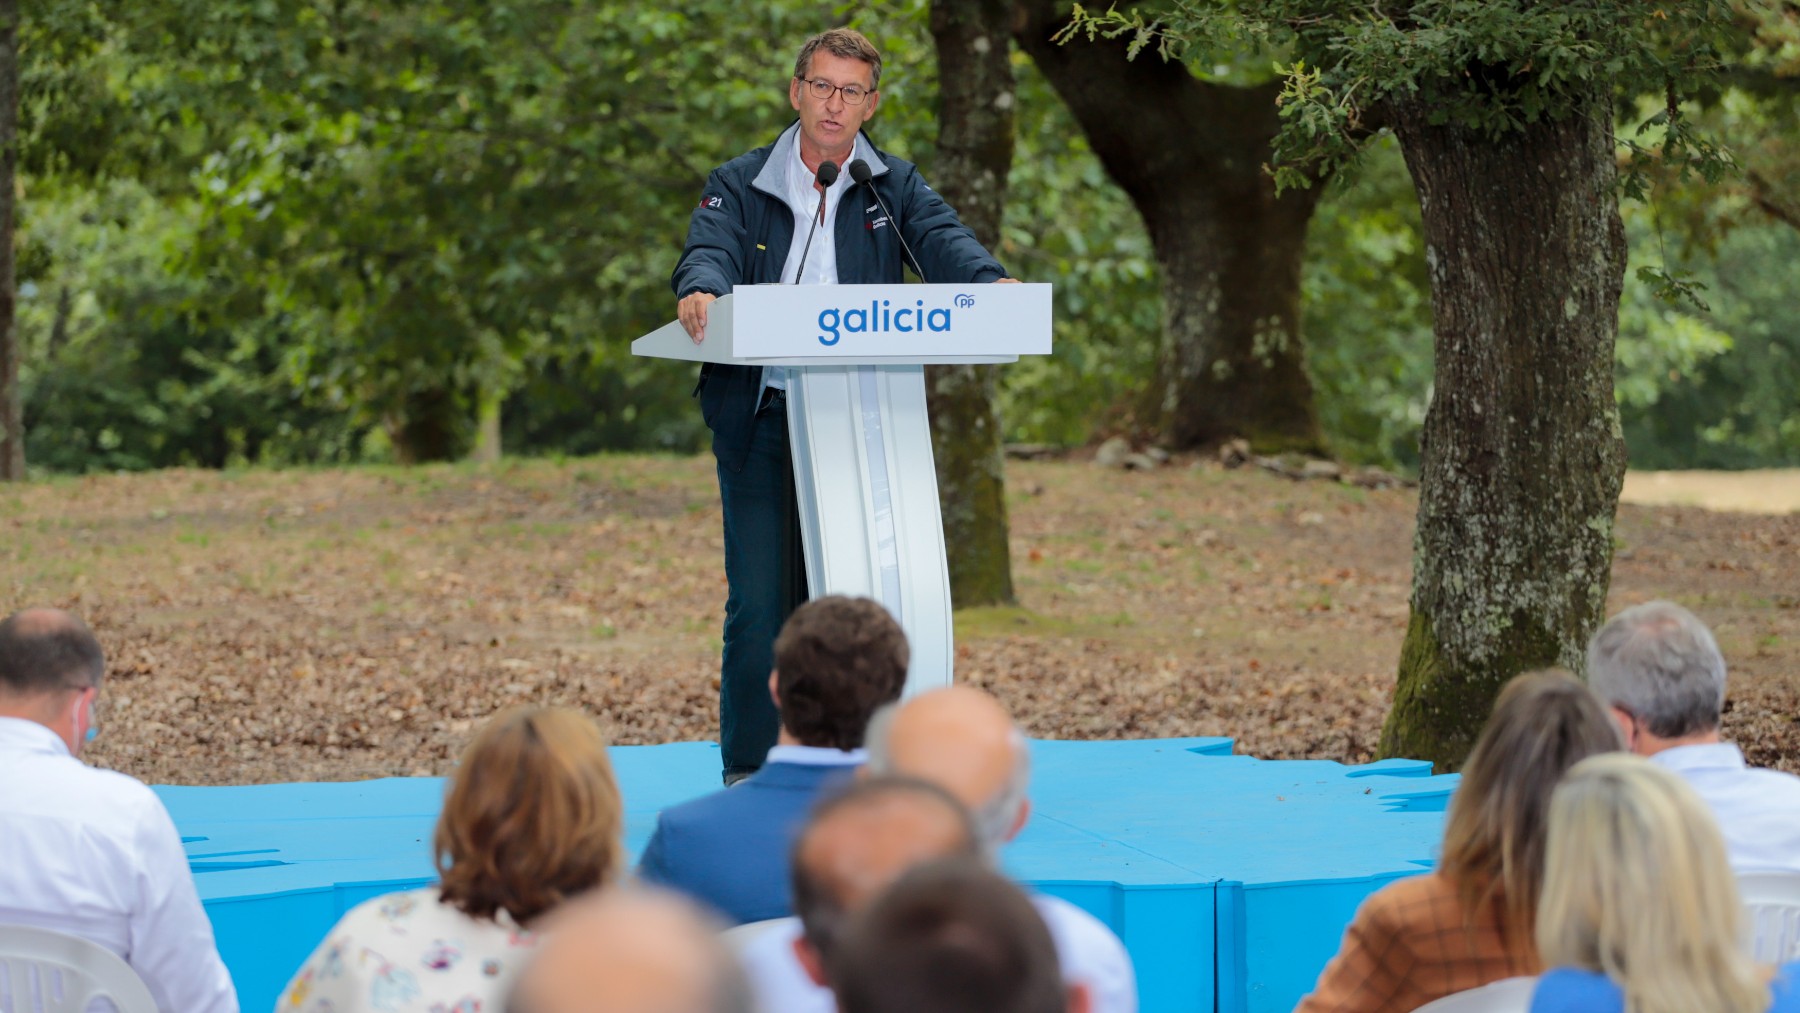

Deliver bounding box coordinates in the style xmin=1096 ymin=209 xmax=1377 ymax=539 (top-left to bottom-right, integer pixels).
xmin=1094 ymin=436 xmax=1133 ymax=469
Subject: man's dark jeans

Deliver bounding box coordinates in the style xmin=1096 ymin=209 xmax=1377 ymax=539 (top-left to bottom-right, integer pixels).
xmin=716 ymin=390 xmax=808 ymax=781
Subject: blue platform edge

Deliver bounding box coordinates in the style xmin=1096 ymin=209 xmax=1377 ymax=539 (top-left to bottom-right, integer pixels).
xmin=154 ymin=737 xmax=1458 ymax=1013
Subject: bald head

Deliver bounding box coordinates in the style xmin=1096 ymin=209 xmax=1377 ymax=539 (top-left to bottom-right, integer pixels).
xmin=866 ymin=687 xmax=1030 ymax=849
xmin=792 ymin=777 xmax=979 ymax=966
xmin=508 ymin=888 xmax=752 ymax=1013
xmin=0 ymin=609 xmax=104 ymax=698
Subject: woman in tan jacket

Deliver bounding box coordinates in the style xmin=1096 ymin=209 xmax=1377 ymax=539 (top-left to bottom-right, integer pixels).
xmin=1295 ymin=671 xmax=1623 ymax=1013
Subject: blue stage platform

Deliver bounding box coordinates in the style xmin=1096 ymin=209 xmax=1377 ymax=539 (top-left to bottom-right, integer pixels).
xmin=155 ymin=738 xmax=1458 ymax=1013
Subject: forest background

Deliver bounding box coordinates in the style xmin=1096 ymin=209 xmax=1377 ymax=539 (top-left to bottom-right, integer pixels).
xmin=13 ymin=0 xmax=1798 ymax=480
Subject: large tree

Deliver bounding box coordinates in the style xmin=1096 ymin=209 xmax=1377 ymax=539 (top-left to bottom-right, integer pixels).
xmin=927 ymin=0 xmax=1018 ymax=607
xmin=1078 ymin=0 xmax=1734 ymax=768
xmin=1016 ymin=0 xmax=1326 ymax=453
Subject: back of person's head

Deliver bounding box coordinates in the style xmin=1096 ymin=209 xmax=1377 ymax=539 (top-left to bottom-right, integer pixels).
xmin=1537 ymin=753 xmax=1768 ymax=1013
xmin=1587 ymin=600 xmax=1727 ymax=740
xmin=0 ymin=608 xmax=105 ymax=698
xmin=863 ymin=686 xmax=1030 ymax=851
xmin=773 ymin=595 xmax=908 ymax=749
xmin=1438 ymin=670 xmax=1622 ymax=953
xmin=791 ymin=776 xmax=980 ymax=972
xmin=829 ymin=857 xmax=1081 ymax=1013
xmin=507 ymin=886 xmax=753 ymax=1013
xmin=436 ymin=707 xmax=625 ymax=926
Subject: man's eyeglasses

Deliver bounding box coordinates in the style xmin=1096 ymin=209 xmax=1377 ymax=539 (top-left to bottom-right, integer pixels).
xmin=797 ymin=77 xmax=873 ymax=107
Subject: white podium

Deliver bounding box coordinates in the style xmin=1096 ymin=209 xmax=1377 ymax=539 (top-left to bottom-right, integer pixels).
xmin=634 ymin=283 xmax=1052 ymax=695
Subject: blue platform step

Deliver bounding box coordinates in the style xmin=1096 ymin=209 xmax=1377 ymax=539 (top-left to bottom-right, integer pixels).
xmin=154 ymin=738 xmax=1456 ymax=1013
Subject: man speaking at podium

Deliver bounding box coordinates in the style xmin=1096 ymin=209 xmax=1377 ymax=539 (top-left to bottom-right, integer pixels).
xmin=672 ymin=27 xmax=1015 ymax=785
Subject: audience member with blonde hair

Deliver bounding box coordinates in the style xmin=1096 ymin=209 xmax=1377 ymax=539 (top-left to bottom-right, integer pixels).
xmin=1296 ymin=671 xmax=1622 ymax=1013
xmin=279 ymin=707 xmax=626 ymax=1012
xmin=1532 ymin=753 xmax=1800 ymax=1013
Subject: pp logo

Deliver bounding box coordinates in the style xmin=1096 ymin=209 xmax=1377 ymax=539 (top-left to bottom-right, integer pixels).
xmin=953 ymin=293 xmax=976 ymax=309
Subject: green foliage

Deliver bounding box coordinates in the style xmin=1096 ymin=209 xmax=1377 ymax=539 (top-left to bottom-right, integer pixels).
xmin=10 ymin=0 xmax=1796 ymax=474
xmin=1067 ymin=0 xmax=1739 ymax=192
xmin=1297 ymin=141 xmax=1788 ymax=474
xmin=998 ymin=60 xmax=1162 ymax=446
xmin=1619 ymin=218 xmax=1800 ymax=469
xmin=1301 ymin=136 xmax=1432 ymax=469
xmin=176 ymin=3 xmax=776 ymax=458
xmin=18 ymin=180 xmax=370 ymax=473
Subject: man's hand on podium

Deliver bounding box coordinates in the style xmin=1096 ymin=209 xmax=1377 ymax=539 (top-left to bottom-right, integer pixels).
xmin=679 ymin=292 xmax=718 ymax=343
xmin=994 ymin=278 xmax=1020 ymax=284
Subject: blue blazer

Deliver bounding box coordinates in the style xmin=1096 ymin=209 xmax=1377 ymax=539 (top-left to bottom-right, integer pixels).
xmin=635 ymin=761 xmax=856 ymax=926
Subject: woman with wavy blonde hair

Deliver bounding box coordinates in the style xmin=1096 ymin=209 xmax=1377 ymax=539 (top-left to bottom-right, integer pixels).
xmin=279 ymin=707 xmax=626 ymax=1013
xmin=1532 ymin=753 xmax=1800 ymax=1013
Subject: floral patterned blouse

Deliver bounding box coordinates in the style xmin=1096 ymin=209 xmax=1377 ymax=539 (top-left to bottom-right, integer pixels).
xmin=279 ymin=887 xmax=538 ymax=1013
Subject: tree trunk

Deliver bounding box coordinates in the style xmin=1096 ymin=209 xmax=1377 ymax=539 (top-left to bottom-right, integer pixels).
xmin=0 ymin=0 xmax=20 ymax=480
xmin=386 ymin=386 xmax=471 ymax=464
xmin=927 ymin=0 xmax=1016 ymax=608
xmin=469 ymin=389 xmax=503 ymax=464
xmin=1014 ymin=1 xmax=1325 ymax=453
xmin=1378 ymin=90 xmax=1628 ymax=770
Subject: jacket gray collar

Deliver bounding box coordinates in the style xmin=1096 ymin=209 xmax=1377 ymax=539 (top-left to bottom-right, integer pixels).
xmin=750 ymin=122 xmax=886 ymax=199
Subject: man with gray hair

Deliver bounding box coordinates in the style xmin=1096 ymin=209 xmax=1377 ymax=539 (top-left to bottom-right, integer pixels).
xmin=865 ymin=687 xmax=1137 ymax=1013
xmin=1588 ymin=600 xmax=1800 ymax=873
xmin=506 ymin=886 xmax=754 ymax=1013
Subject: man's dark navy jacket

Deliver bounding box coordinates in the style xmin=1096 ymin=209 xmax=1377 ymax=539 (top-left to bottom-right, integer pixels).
xmin=634 ymin=759 xmax=856 ymax=926
xmin=671 ymin=124 xmax=1007 ymax=474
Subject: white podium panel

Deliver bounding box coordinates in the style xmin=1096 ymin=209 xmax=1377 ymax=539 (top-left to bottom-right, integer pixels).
xmin=633 ymin=283 xmax=1052 ymax=697
xmin=787 ymin=365 xmax=951 ymax=695
xmin=730 ymin=284 xmax=1051 ymax=358
xmin=630 ymin=283 xmax=1051 ymax=366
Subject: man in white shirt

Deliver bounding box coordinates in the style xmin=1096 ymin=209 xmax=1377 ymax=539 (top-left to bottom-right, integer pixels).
xmin=1588 ymin=600 xmax=1800 ymax=873
xmin=737 ymin=688 xmax=1138 ymax=1013
xmin=0 ymin=608 xmax=237 ymax=1012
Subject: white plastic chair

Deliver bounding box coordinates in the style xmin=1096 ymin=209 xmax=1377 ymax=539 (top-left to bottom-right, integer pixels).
xmin=720 ymin=916 xmax=792 ymax=955
xmin=0 ymin=925 xmax=157 ymax=1013
xmin=1413 ymin=975 xmax=1538 ymax=1013
xmin=1741 ymin=872 xmax=1800 ymax=963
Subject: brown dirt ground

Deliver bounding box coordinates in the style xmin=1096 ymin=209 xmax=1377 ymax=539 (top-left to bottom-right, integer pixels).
xmin=6 ymin=456 xmax=1794 ymax=786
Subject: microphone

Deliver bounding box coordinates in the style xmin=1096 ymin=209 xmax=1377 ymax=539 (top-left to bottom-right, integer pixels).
xmin=790 ymin=160 xmax=839 ymax=284
xmin=849 ymin=158 xmax=926 ymax=284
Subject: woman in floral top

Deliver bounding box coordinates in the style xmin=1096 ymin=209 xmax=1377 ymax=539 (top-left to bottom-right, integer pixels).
xmin=279 ymin=707 xmax=626 ymax=1013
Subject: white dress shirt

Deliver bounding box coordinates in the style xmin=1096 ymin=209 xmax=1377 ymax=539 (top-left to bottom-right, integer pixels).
xmin=738 ymin=894 xmax=1137 ymax=1013
xmin=765 ymin=128 xmax=877 ymax=392
xmin=763 ymin=743 xmax=866 ymax=767
xmin=1654 ymin=741 xmax=1800 ymax=874
xmin=0 ymin=716 xmax=237 ymax=1013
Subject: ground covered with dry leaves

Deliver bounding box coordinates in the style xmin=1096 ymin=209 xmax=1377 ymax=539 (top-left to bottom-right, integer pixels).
xmin=6 ymin=456 xmax=1794 ymax=785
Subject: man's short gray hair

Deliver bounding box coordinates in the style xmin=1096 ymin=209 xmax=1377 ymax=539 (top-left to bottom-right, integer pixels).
xmin=970 ymin=733 xmax=1030 ymax=853
xmin=792 ymin=28 xmax=883 ymax=90
xmin=1587 ymin=600 xmax=1727 ymax=739
xmin=863 ymin=704 xmax=1031 ymax=855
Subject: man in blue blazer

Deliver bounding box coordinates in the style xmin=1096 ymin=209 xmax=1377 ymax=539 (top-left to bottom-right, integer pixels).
xmin=636 ymin=595 xmax=910 ymax=925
